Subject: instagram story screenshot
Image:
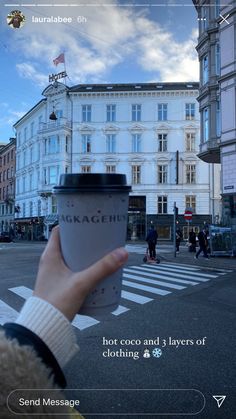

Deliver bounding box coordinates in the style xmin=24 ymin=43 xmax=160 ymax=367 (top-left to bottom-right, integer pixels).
xmin=0 ymin=0 xmax=236 ymax=418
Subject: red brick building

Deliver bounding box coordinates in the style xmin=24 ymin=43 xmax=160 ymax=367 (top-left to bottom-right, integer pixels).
xmin=0 ymin=138 xmax=16 ymax=234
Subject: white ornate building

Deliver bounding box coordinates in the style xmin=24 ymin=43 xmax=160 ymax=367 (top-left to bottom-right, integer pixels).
xmin=14 ymin=81 xmax=215 ymax=240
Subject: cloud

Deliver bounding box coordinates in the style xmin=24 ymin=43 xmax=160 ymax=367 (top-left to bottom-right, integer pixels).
xmin=136 ymin=19 xmax=199 ymax=81
xmin=2 ymin=0 xmax=199 ymax=87
xmin=16 ymin=63 xmax=48 ymax=87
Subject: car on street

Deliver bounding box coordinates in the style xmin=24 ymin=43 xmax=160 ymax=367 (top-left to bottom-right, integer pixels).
xmin=0 ymin=232 xmax=13 ymax=243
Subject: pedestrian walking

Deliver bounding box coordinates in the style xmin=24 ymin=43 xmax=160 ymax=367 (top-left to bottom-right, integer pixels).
xmin=195 ymin=228 xmax=209 ymax=259
xmin=176 ymin=228 xmax=183 ymax=253
xmin=188 ymin=228 xmax=197 ymax=252
xmin=146 ymin=225 xmax=158 ymax=259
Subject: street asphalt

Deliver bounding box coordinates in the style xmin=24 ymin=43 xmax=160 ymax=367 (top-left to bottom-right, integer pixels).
xmin=0 ymin=241 xmax=235 ymax=419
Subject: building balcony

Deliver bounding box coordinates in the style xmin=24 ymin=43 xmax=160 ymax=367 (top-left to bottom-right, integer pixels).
xmin=198 ymin=138 xmax=220 ymax=163
xmin=37 ymin=183 xmax=53 ymax=198
xmin=4 ymin=194 xmax=15 ymax=204
xmin=38 ymin=118 xmax=72 ymax=134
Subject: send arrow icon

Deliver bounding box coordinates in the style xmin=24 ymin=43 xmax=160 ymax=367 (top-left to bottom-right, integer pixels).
xmin=213 ymin=395 xmax=226 ymax=408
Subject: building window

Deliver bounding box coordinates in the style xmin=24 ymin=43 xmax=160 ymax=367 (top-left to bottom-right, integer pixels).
xmin=3 ymin=170 xmax=6 ymax=181
xmin=11 ymin=149 xmax=14 ymax=160
xmin=216 ymin=100 xmax=221 ymax=137
xmin=106 ymin=104 xmax=116 ymax=122
xmin=186 ymin=133 xmax=195 ymax=152
xmin=0 ymin=188 xmax=1 ymax=200
xmin=30 ymin=122 xmax=34 ymax=137
xmin=132 ymin=104 xmax=141 ymax=122
xmin=37 ymin=143 xmax=40 ymax=160
xmin=185 ymin=195 xmax=196 ymax=213
xmin=215 ymin=0 xmax=220 ymax=17
xmin=106 ymin=165 xmax=116 ymax=173
xmin=48 ymin=167 xmax=58 ymax=185
xmin=82 ymin=105 xmax=92 ymax=122
xmin=158 ymin=104 xmax=168 ymax=121
xmin=29 ymin=173 xmax=33 ymax=191
xmin=38 ymin=200 xmax=41 ymax=216
xmin=82 ymin=135 xmax=91 ymax=153
xmin=30 ymin=146 xmax=33 ymax=163
xmin=132 ymin=165 xmax=141 ymax=184
xmin=29 ymin=201 xmax=33 ymax=217
xmin=22 ymin=176 xmax=26 ymax=192
xmin=45 ymin=136 xmax=60 ymax=154
xmin=158 ymin=134 xmax=167 ymax=152
xmin=22 ymin=203 xmax=25 ymax=217
xmin=203 ymin=107 xmax=209 ymax=141
xmin=158 ymin=165 xmax=168 ymax=184
xmin=7 ymin=168 xmax=10 ymax=179
xmin=81 ymin=166 xmax=91 ymax=173
xmin=106 ymin=134 xmax=116 ymax=153
xmin=7 ymin=153 xmax=10 ymax=163
xmin=38 ymin=115 xmax=43 ymax=128
xmin=55 ymin=110 xmax=63 ymax=119
xmin=3 ymin=187 xmax=6 ymax=199
xmin=23 ymin=150 xmax=27 ymax=167
xmin=132 ymin=134 xmax=141 ymax=153
xmin=157 ymin=196 xmax=167 ymax=214
xmin=202 ymin=54 xmax=209 ymax=85
xmin=185 ymin=103 xmax=195 ymax=120
xmin=215 ymin=42 xmax=220 ymax=76
xmin=185 ymin=164 xmax=196 ymax=184
xmin=18 ymin=132 xmax=21 ymax=146
xmin=51 ymin=195 xmax=57 ymax=214
xmin=24 ymin=127 xmax=28 ymax=142
xmin=65 ymin=136 xmax=70 ymax=153
xmin=200 ymin=6 xmax=209 ymax=31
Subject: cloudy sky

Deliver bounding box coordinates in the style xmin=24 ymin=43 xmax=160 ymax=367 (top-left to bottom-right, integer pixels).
xmin=0 ymin=0 xmax=198 ymax=141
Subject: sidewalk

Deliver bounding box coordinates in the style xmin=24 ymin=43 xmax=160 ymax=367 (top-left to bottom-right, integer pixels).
xmin=160 ymin=244 xmax=236 ymax=270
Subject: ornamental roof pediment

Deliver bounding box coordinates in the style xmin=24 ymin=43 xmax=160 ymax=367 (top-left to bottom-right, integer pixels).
xmin=156 ymin=156 xmax=170 ymax=162
xmin=103 ymin=124 xmax=120 ymax=132
xmin=155 ymin=124 xmax=171 ymax=131
xmin=42 ymin=82 xmax=69 ymax=97
xmin=183 ymin=124 xmax=198 ymax=131
xmin=129 ymin=124 xmax=146 ymax=132
xmin=104 ymin=157 xmax=118 ymax=163
xmin=129 ymin=156 xmax=145 ymax=163
xmin=79 ymin=124 xmax=95 ymax=132
xmin=80 ymin=157 xmax=94 ymax=163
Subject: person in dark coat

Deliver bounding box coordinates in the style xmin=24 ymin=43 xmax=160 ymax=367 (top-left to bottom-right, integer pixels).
xmin=176 ymin=228 xmax=183 ymax=253
xmin=146 ymin=225 xmax=158 ymax=259
xmin=195 ymin=229 xmax=209 ymax=259
xmin=189 ymin=229 xmax=197 ymax=252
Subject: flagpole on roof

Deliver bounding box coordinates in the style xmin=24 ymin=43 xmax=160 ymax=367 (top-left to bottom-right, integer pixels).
xmin=63 ymin=51 xmax=67 ymax=85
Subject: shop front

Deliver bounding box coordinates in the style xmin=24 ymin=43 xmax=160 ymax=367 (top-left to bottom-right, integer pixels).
xmin=127 ymin=196 xmax=146 ymax=241
xmin=14 ymin=217 xmax=44 ymax=240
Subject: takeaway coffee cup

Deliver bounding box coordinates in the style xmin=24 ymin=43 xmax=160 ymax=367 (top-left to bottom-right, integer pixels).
xmin=54 ymin=173 xmax=131 ymax=317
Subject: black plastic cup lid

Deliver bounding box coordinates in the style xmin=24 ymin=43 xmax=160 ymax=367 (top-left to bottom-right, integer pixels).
xmin=54 ymin=173 xmax=132 ymax=193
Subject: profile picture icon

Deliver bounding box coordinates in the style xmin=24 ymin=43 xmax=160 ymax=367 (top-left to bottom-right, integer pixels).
xmin=7 ymin=10 xmax=26 ymax=29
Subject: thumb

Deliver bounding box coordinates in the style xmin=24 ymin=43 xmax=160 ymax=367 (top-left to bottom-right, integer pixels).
xmin=73 ymin=247 xmax=128 ymax=294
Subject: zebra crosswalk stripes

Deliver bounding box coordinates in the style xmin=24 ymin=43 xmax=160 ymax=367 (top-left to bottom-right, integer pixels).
xmin=0 ymin=263 xmax=231 ymax=331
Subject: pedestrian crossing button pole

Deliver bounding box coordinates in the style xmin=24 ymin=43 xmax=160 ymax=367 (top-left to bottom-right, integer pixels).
xmin=173 ymin=202 xmax=178 ymax=258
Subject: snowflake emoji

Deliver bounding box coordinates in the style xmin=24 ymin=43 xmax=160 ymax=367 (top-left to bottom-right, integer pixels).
xmin=152 ymin=347 xmax=162 ymax=358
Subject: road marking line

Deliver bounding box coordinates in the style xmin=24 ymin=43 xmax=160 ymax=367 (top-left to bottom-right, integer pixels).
xmin=122 ymin=280 xmax=171 ymax=296
xmin=112 ymin=305 xmax=130 ymax=316
xmin=0 ymin=300 xmax=18 ymax=325
xmin=9 ymin=286 xmax=33 ymax=299
xmin=140 ymin=267 xmax=210 ymax=283
xmin=142 ymin=265 xmax=218 ymax=278
xmin=160 ymin=263 xmax=201 ymax=271
xmin=72 ymin=315 xmax=100 ymax=330
xmin=125 ymin=267 xmax=199 ymax=285
xmin=123 ymin=271 xmax=185 ymax=290
xmin=121 ymin=290 xmax=153 ymax=304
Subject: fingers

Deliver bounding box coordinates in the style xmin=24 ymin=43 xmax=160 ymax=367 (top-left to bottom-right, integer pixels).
xmin=75 ymin=248 xmax=128 ymax=294
xmin=40 ymin=226 xmax=63 ymax=264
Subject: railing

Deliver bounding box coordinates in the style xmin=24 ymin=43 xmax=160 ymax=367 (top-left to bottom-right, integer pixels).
xmin=38 ymin=118 xmax=72 ymax=133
